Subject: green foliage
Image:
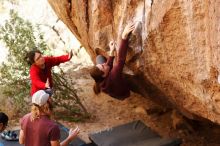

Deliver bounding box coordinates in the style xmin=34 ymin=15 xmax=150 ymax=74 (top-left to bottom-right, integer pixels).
xmin=0 ymin=10 xmax=89 ymax=120
xmin=0 ymin=10 xmax=47 ymax=113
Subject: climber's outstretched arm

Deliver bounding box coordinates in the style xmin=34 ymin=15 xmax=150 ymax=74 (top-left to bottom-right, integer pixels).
xmin=111 ymin=23 xmax=135 ymax=78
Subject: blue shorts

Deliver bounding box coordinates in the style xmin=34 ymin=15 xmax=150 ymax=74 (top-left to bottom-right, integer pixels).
xmin=44 ymin=88 xmax=53 ymax=97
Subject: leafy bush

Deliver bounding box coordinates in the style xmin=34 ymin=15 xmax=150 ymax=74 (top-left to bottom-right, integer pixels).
xmin=0 ymin=10 xmax=88 ymax=121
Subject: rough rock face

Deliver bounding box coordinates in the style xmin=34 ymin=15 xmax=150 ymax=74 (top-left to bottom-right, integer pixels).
xmin=48 ymin=0 xmax=220 ymax=124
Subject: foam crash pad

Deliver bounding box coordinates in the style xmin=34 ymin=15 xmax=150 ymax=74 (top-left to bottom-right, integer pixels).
xmin=0 ymin=122 xmax=85 ymax=146
xmin=89 ymin=120 xmax=182 ymax=146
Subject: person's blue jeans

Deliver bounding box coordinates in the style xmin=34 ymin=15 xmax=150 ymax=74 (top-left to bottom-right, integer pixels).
xmin=44 ymin=88 xmax=53 ymax=97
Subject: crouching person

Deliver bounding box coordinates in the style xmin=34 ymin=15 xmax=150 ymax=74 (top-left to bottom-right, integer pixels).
xmin=19 ymin=90 xmax=80 ymax=146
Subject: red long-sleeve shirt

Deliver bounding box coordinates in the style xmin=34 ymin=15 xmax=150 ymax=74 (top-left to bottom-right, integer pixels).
xmin=30 ymin=55 xmax=70 ymax=95
xmin=100 ymin=38 xmax=130 ymax=99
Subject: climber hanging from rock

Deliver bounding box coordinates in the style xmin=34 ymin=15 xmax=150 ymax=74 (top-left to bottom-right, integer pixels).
xmin=89 ymin=22 xmax=136 ymax=100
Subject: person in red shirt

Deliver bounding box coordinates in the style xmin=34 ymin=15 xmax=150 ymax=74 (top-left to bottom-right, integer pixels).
xmin=25 ymin=49 xmax=73 ymax=96
xmin=89 ymin=23 xmax=135 ymax=100
xmin=19 ymin=90 xmax=80 ymax=146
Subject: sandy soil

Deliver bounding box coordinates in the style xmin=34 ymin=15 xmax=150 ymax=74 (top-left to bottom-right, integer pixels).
xmin=4 ymin=67 xmax=220 ymax=146
xmin=57 ymin=68 xmax=220 ymax=146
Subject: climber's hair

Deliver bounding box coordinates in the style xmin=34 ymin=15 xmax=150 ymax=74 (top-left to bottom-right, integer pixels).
xmin=25 ymin=49 xmax=42 ymax=65
xmin=89 ymin=66 xmax=105 ymax=94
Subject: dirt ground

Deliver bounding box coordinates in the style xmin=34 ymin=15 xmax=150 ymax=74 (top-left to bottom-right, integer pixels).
xmin=5 ymin=67 xmax=220 ymax=146
xmin=57 ymin=68 xmax=220 ymax=146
